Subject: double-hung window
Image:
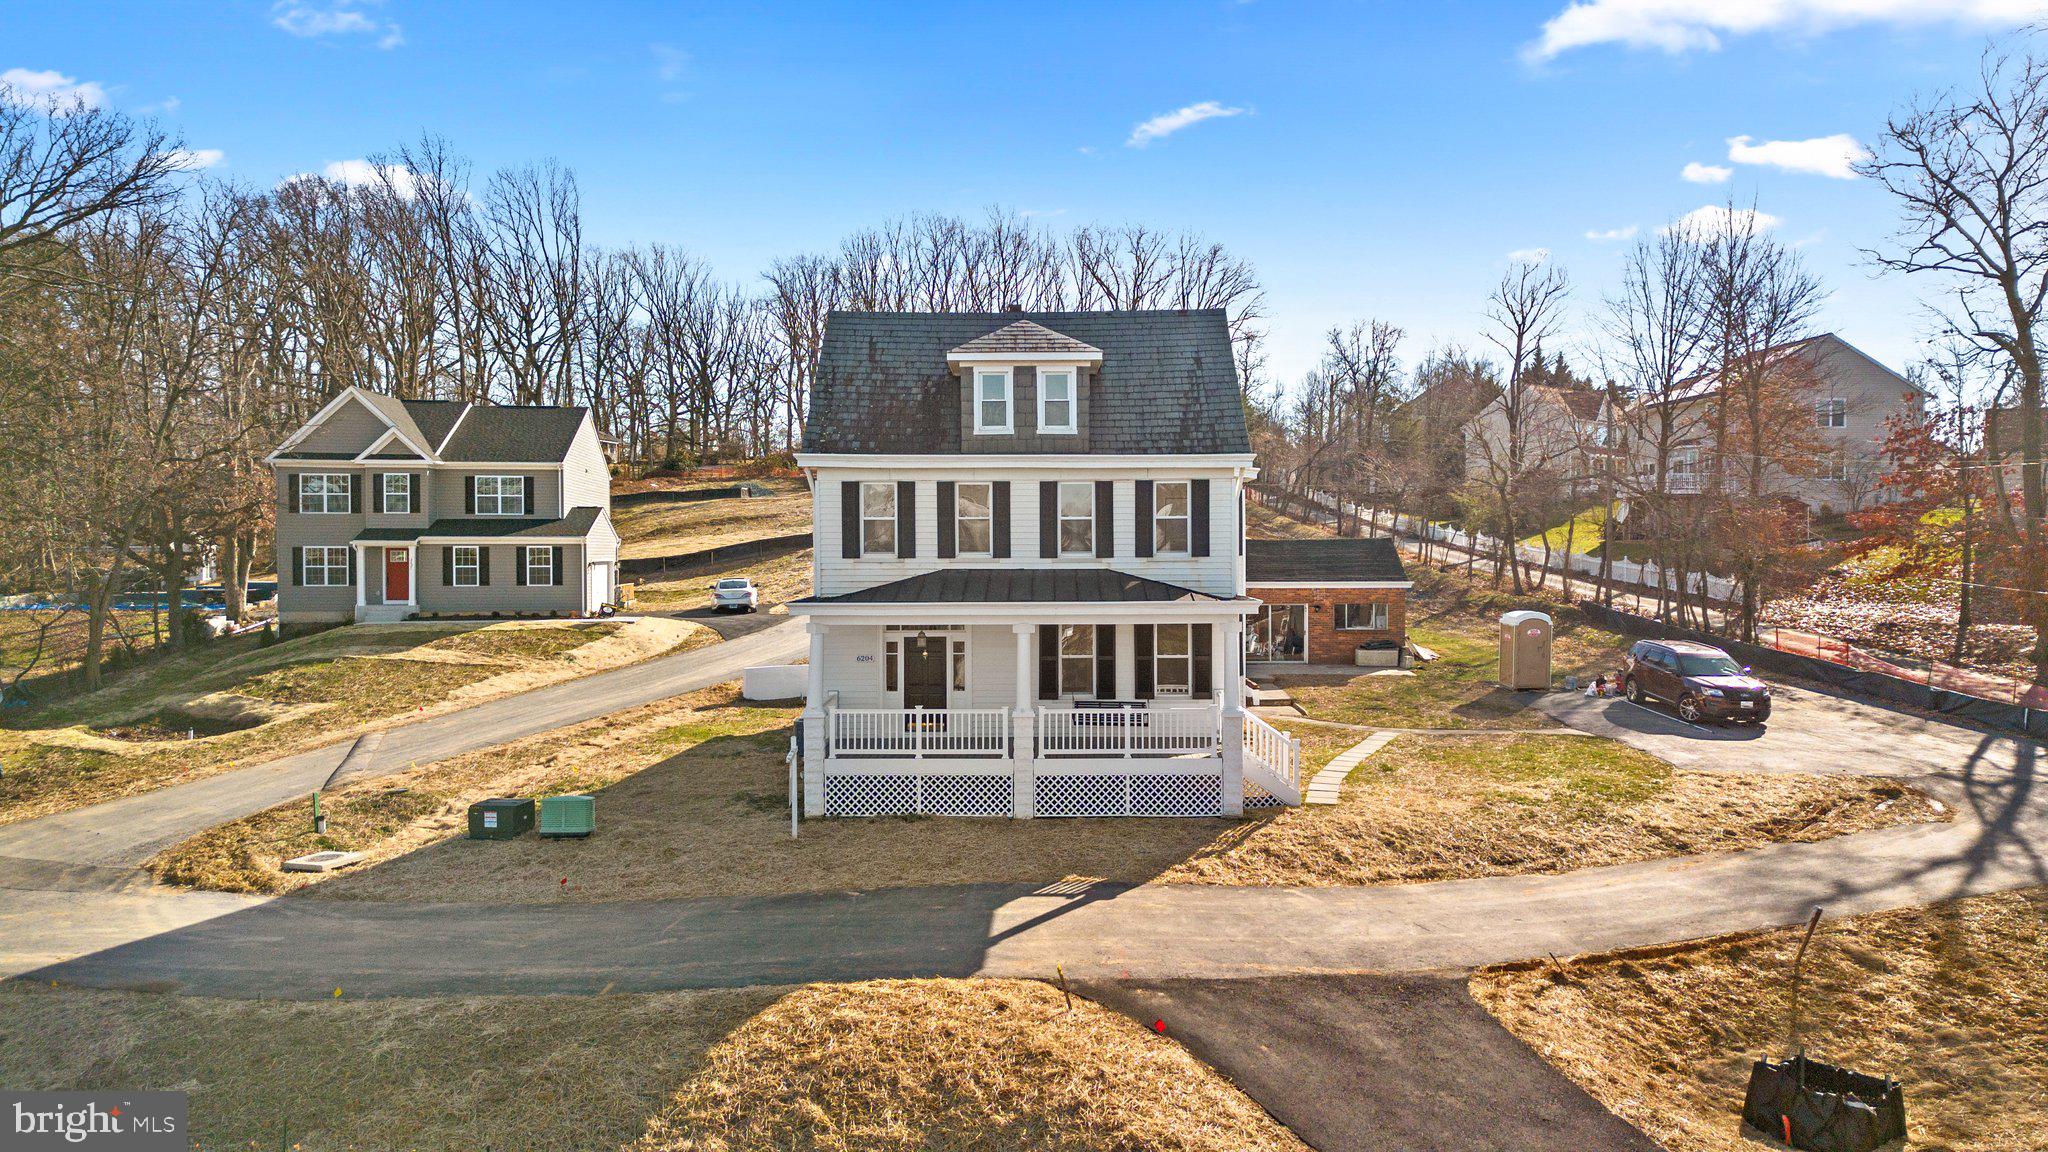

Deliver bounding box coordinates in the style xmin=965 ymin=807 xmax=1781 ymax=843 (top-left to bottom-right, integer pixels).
xmin=1336 ymin=602 xmax=1389 ymax=631
xmin=1057 ymin=481 xmax=1093 ymax=556
xmin=524 ymin=545 xmax=554 ymax=585
xmin=1815 ymin=398 xmax=1847 ymax=429
xmin=299 ymin=473 xmax=351 ymax=514
xmin=861 ymin=481 xmax=896 ymax=556
xmin=381 ymin=473 xmax=412 ymax=515
xmin=452 ymin=545 xmax=482 ymax=587
xmin=1154 ymin=480 xmax=1191 ymax=555
xmin=974 ymin=369 xmax=1013 ymax=434
xmin=302 ymin=545 xmax=349 ymax=586
xmin=474 ymin=475 xmax=525 ymax=516
xmin=1038 ymin=368 xmax=1076 ymax=434
xmin=1154 ymin=623 xmax=1192 ymax=696
xmin=1058 ymin=624 xmax=1096 ymax=696
xmin=956 ymin=482 xmax=993 ymax=555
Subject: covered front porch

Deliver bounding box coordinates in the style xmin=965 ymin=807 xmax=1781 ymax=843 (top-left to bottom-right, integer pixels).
xmin=791 ymin=569 xmax=1304 ymax=818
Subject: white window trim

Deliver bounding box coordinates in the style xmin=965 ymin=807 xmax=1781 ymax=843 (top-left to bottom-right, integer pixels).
xmin=1058 ymin=623 xmax=1098 ymax=699
xmin=452 ymin=544 xmax=482 ymax=587
xmin=1336 ymin=602 xmax=1390 ymax=631
xmin=1154 ymin=480 xmax=1191 ymax=557
xmin=474 ymin=474 xmax=526 ymax=517
xmin=1057 ymin=481 xmax=1094 ymax=557
xmin=881 ymin=627 xmax=967 ymax=706
xmin=524 ymin=545 xmax=554 ymax=586
xmin=303 ymin=545 xmax=349 ymax=587
xmin=381 ymin=473 xmax=413 ymax=515
xmin=974 ymin=368 xmax=1014 ymax=435
xmin=955 ymin=481 xmax=994 ymax=557
xmin=299 ymin=473 xmax=351 ymax=515
xmin=860 ymin=481 xmax=897 ymax=557
xmin=1153 ymin=622 xmax=1193 ymax=697
xmin=1037 ymin=368 xmax=1077 ymax=435
xmin=1816 ymin=398 xmax=1848 ymax=429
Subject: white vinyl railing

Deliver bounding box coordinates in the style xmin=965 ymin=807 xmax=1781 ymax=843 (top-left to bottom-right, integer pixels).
xmin=1036 ymin=705 xmax=1219 ymax=758
xmin=1242 ymin=711 xmax=1303 ymax=795
xmin=828 ymin=707 xmax=1010 ymax=758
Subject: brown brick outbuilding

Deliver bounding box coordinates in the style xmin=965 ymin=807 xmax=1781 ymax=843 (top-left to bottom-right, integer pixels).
xmin=1245 ymin=538 xmax=1411 ymax=667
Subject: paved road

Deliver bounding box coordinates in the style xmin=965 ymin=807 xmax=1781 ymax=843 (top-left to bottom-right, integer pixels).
xmin=0 ymin=618 xmax=807 ymax=874
xmin=1076 ymin=975 xmax=1662 ymax=1152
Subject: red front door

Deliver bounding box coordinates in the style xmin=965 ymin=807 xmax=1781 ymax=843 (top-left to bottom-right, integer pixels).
xmin=384 ymin=547 xmax=410 ymax=602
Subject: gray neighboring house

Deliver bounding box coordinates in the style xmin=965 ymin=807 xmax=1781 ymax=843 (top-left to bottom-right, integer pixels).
xmin=266 ymin=386 xmax=622 ymax=623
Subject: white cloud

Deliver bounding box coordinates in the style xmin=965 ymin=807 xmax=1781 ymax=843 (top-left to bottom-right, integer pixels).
xmin=1726 ymin=133 xmax=1868 ymax=179
xmin=162 ymin=148 xmax=225 ymax=170
xmin=0 ymin=67 xmax=109 ymax=110
xmin=1508 ymin=247 xmax=1552 ymax=264
xmin=272 ymin=1 xmax=404 ymax=49
xmin=1126 ymin=101 xmax=1247 ymax=148
xmin=316 ymin=159 xmax=422 ymax=198
xmin=1527 ymin=0 xmax=2048 ymax=61
xmin=1682 ymin=161 xmax=1732 ymax=184
xmin=1019 ymin=208 xmax=1067 ymax=218
xmin=1662 ymin=204 xmax=1783 ymax=238
xmin=651 ymin=43 xmax=689 ymax=83
xmin=1584 ymin=225 xmax=1638 ymax=241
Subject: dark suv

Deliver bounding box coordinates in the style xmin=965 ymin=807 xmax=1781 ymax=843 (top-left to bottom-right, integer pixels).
xmin=1622 ymin=639 xmax=1772 ymax=724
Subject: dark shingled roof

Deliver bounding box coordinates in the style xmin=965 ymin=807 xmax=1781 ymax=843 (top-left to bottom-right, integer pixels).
xmin=398 ymin=399 xmax=470 ymax=450
xmin=352 ymin=507 xmax=604 ymax=542
xmin=794 ymin=567 xmax=1244 ymax=606
xmin=1245 ymin=538 xmax=1410 ymax=584
xmin=804 ymin=309 xmax=1251 ymax=455
xmin=274 ymin=451 xmax=360 ymax=460
xmin=436 ymin=405 xmax=589 ymax=462
xmin=949 ymin=319 xmax=1102 ymax=357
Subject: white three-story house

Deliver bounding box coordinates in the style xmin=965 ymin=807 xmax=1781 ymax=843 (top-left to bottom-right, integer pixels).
xmin=790 ymin=309 xmax=1303 ymax=819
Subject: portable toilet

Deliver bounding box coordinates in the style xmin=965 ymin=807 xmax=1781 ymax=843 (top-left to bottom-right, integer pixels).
xmin=1499 ymin=610 xmax=1553 ymax=689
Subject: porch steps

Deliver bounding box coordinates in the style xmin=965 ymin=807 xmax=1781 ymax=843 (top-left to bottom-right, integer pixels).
xmin=354 ymin=604 xmax=412 ymax=623
xmin=1303 ymin=731 xmax=1396 ymax=805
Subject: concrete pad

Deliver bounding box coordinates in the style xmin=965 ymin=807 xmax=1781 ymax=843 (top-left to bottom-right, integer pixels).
xmin=282 ymin=850 xmax=364 ymax=873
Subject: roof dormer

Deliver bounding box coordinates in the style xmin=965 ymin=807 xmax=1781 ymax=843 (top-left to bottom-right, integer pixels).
xmin=948 ymin=320 xmax=1102 ymax=451
xmin=945 ymin=319 xmax=1104 ymax=367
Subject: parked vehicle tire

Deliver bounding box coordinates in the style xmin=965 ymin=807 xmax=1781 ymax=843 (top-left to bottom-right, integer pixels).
xmin=1626 ymin=677 xmax=1644 ymax=704
xmin=1677 ymin=694 xmax=1704 ymax=723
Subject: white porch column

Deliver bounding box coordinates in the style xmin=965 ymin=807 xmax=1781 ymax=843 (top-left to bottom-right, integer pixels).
xmin=353 ymin=544 xmax=367 ymax=611
xmin=404 ymin=546 xmax=417 ymax=606
xmin=801 ymin=621 xmax=828 ymax=817
xmin=1011 ymin=622 xmax=1036 ymax=819
xmin=1219 ymin=617 xmax=1246 ymax=817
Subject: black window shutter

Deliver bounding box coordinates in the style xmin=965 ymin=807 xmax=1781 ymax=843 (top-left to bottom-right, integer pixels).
xmin=552 ymin=545 xmax=564 ymax=586
xmin=1192 ymin=479 xmax=1211 ymax=557
xmin=1134 ymin=480 xmax=1155 ymax=559
xmin=1238 ymin=488 xmax=1245 ymax=557
xmin=1038 ymin=482 xmax=1057 ymax=558
xmin=479 ymin=546 xmax=492 ymax=586
xmin=1133 ymin=624 xmax=1155 ymax=699
xmin=413 ymin=473 xmax=424 ymax=513
xmin=1037 ymin=624 xmax=1058 ymax=700
xmin=895 ymin=480 xmax=916 ymax=559
xmin=442 ymin=546 xmax=453 ymax=584
xmin=465 ymin=476 xmax=477 ymax=514
xmin=935 ymin=481 xmax=956 ymax=559
xmin=522 ymin=475 xmax=535 ymax=515
xmin=346 ymin=547 xmax=357 ymax=586
xmin=1192 ymin=624 xmax=1214 ymax=699
xmin=1094 ymin=480 xmax=1114 ymax=558
xmin=840 ymin=481 xmax=861 ymax=558
xmin=516 ymin=546 xmax=528 ymax=586
xmin=1094 ymin=624 xmax=1115 ymax=699
xmin=292 ymin=546 xmax=304 ymax=586
xmin=992 ymin=481 xmax=1011 ymax=558
xmin=287 ymin=473 xmax=300 ymax=509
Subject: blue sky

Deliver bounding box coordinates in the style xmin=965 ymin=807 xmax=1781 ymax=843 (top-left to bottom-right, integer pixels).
xmin=7 ymin=0 xmax=2043 ymax=387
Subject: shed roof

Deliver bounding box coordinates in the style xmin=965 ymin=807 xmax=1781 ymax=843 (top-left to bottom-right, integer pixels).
xmin=1245 ymin=538 xmax=1410 ymax=584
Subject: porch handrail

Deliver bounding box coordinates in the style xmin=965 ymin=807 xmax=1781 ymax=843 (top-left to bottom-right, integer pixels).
xmin=1036 ymin=704 xmax=1219 ymax=758
xmin=1242 ymin=711 xmax=1302 ymax=794
xmin=826 ymin=706 xmax=1009 ymax=759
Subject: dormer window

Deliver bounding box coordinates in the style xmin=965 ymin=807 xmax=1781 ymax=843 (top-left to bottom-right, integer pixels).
xmin=975 ymin=369 xmax=1013 ymax=434
xmin=1038 ymin=369 xmax=1076 ymax=434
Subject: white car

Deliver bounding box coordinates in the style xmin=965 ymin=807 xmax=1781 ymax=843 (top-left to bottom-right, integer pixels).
xmin=710 ymin=577 xmax=760 ymax=613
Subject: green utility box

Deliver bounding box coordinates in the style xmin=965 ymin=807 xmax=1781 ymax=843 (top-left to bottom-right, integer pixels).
xmin=467 ymin=797 xmax=534 ymax=840
xmin=539 ymin=794 xmax=595 ymax=838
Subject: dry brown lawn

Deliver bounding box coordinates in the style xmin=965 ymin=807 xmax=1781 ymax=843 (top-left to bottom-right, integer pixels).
xmin=1 ymin=617 xmax=713 ymax=827
xmin=162 ymin=694 xmax=1941 ymax=901
xmin=615 ymin=486 xmax=811 ymax=560
xmin=1472 ymin=888 xmax=2048 ymax=1152
xmin=633 ymin=547 xmax=813 ymax=613
xmin=0 ymin=977 xmax=1298 ymax=1152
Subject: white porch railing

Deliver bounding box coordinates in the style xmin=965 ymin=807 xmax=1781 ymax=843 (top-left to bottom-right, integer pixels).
xmin=1037 ymin=705 xmax=1219 ymax=758
xmin=828 ymin=707 xmax=1010 ymax=758
xmin=1242 ymin=711 xmax=1304 ymax=802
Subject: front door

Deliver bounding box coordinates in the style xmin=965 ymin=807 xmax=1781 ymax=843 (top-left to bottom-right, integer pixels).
xmin=902 ymin=634 xmax=949 ymax=710
xmin=384 ymin=547 xmax=410 ymax=603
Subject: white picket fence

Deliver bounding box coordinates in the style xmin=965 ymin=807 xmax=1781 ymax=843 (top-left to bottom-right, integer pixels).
xmin=1296 ymin=489 xmax=1739 ymax=605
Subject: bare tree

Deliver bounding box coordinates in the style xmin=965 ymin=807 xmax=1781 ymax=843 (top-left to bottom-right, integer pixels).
xmin=0 ymin=85 xmax=182 ymax=293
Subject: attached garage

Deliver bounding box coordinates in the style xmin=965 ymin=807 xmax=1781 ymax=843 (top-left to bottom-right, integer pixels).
xmin=1245 ymin=538 xmax=1411 ymax=667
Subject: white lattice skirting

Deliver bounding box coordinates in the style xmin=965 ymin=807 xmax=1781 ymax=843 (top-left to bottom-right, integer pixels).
xmin=1035 ymin=772 xmax=1223 ymax=818
xmin=822 ymin=771 xmax=1229 ymax=818
xmin=823 ymin=773 xmax=1012 ymax=817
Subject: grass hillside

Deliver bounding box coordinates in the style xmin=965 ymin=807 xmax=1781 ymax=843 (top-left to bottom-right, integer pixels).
xmin=613 ymin=477 xmax=811 ymax=560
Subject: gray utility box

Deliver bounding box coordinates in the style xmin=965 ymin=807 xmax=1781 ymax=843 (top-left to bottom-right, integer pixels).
xmin=467 ymin=797 xmax=535 ymax=840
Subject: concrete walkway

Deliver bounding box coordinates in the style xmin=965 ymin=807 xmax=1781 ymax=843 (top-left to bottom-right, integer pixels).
xmin=1303 ymin=731 xmax=1396 ymax=804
